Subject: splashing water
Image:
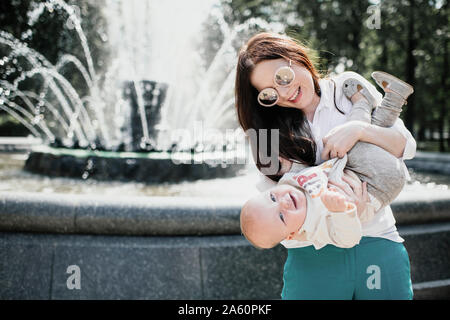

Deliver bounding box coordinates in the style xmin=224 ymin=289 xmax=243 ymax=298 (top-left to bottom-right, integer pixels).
xmin=0 ymin=0 xmax=285 ymax=152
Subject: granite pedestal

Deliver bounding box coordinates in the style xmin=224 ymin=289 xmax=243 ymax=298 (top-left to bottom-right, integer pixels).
xmin=1 ymin=190 xmax=450 ymax=300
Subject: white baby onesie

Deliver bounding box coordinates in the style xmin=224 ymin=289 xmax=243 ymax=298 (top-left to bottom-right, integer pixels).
xmin=279 ymin=158 xmax=362 ymax=250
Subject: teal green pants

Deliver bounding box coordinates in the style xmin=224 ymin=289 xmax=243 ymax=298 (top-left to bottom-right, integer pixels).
xmin=281 ymin=237 xmax=413 ymax=300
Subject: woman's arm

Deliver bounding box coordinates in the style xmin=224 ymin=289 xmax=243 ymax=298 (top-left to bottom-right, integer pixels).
xmin=322 ymin=78 xmax=416 ymax=161
xmin=358 ymin=122 xmax=406 ymax=158
xmin=321 ymin=120 xmax=407 ymax=160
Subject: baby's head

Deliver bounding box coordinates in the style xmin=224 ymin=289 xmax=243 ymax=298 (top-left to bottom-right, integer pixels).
xmin=240 ymin=184 xmax=308 ymax=249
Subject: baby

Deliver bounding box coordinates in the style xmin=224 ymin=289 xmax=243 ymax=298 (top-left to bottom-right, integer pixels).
xmin=241 ymin=71 xmax=414 ymax=250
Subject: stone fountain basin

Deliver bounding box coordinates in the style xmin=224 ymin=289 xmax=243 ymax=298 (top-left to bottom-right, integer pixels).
xmin=0 ymin=191 xmax=450 ymax=236
xmin=24 ymin=145 xmax=246 ymax=183
xmin=0 ymin=193 xmax=244 ymax=236
xmin=1 ymin=189 xmax=450 ymax=300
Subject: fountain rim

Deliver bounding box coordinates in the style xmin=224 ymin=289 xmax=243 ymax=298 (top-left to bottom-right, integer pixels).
xmin=1 ymin=190 xmax=450 ymax=237
xmin=24 ymin=144 xmax=248 ymax=183
xmin=29 ymin=144 xmax=246 ymax=161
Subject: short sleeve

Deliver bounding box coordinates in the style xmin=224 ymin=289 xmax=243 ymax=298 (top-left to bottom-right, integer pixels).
xmin=391 ymin=118 xmax=417 ymax=160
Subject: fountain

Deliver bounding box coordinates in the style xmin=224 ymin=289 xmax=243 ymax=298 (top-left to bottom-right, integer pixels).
xmin=0 ymin=0 xmax=449 ymax=299
xmin=0 ymin=0 xmax=270 ymax=182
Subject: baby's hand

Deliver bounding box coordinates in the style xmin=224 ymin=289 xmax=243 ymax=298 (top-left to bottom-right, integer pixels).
xmin=320 ymin=188 xmax=349 ymax=212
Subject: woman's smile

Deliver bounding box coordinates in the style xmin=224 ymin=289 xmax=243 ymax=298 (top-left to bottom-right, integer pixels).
xmin=288 ymin=86 xmax=302 ymax=103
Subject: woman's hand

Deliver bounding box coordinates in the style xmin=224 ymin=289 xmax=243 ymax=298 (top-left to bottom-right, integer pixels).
xmin=328 ymin=169 xmax=369 ymax=216
xmin=321 ymin=121 xmax=369 ymax=160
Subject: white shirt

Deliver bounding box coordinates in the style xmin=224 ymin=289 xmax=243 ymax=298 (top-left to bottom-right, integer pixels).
xmin=257 ymin=71 xmax=417 ymax=246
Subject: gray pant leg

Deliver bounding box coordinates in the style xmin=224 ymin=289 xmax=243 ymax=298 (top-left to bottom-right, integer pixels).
xmin=371 ymin=91 xmax=404 ymax=127
xmin=345 ymin=142 xmax=406 ymax=208
xmin=343 ymin=96 xmax=407 ymax=207
xmin=348 ymin=99 xmax=372 ymax=123
xmin=349 ymin=92 xmax=404 ymax=128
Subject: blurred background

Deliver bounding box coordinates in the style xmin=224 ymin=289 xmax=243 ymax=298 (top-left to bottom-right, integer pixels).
xmin=220 ymin=0 xmax=449 ymax=152
xmin=0 ymin=0 xmax=448 ymax=152
xmin=0 ymin=0 xmax=449 ymax=300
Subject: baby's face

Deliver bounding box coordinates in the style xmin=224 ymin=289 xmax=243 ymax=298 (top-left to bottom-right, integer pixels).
xmin=242 ymin=184 xmax=307 ymax=248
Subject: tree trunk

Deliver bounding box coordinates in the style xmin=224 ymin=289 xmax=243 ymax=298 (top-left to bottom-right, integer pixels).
xmin=403 ymin=0 xmax=417 ymax=136
xmin=439 ymin=35 xmax=448 ymax=152
xmin=350 ymin=1 xmax=366 ymax=73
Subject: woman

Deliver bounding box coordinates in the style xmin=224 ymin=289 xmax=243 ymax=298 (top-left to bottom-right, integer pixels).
xmin=235 ymin=32 xmax=415 ymax=299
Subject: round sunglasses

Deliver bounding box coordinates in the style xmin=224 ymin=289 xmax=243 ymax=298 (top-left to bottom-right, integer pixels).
xmin=257 ymin=60 xmax=296 ymax=107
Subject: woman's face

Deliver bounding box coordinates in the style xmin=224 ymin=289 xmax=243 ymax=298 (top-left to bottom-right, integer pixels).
xmin=250 ymin=58 xmax=319 ymax=112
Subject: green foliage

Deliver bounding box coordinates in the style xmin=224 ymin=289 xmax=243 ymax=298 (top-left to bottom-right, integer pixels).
xmin=0 ymin=0 xmax=110 ymax=138
xmin=0 ymin=0 xmax=448 ymax=151
xmin=222 ymin=0 xmax=449 ymax=151
xmin=0 ymin=0 xmax=109 ymax=71
xmin=0 ymin=114 xmax=29 ymax=136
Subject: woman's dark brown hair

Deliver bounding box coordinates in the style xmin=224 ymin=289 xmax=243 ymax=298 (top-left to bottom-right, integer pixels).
xmin=235 ymin=32 xmax=322 ymax=181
